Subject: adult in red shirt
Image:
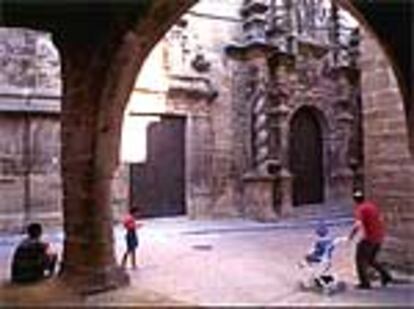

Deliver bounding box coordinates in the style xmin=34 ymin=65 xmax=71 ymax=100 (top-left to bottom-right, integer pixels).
xmin=349 ymin=190 xmax=392 ymax=289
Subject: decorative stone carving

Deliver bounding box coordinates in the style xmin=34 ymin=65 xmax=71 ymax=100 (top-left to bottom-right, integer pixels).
xmin=191 ymin=53 xmax=211 ymax=73
xmin=0 ymin=28 xmax=61 ymax=95
xmin=227 ymin=0 xmax=360 ymax=218
xmin=168 ymin=74 xmax=218 ymax=102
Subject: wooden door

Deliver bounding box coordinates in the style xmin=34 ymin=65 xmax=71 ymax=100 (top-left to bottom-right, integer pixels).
xmin=130 ymin=115 xmax=186 ymax=217
xmin=289 ymin=108 xmax=324 ymax=206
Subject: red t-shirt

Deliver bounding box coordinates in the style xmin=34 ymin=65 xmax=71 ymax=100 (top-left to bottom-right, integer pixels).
xmin=355 ymin=201 xmax=385 ymax=243
xmin=123 ymin=214 xmax=136 ymax=231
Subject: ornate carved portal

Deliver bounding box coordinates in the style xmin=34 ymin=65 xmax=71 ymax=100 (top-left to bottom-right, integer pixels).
xmin=289 ymin=107 xmax=324 ymax=206
xmin=226 ymin=0 xmax=360 ymax=219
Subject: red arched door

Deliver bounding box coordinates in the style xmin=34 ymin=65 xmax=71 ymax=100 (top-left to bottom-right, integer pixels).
xmin=289 ymin=108 xmax=324 ymax=206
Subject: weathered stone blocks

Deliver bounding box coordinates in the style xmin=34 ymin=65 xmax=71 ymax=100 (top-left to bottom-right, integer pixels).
xmin=360 ymin=30 xmax=414 ymax=273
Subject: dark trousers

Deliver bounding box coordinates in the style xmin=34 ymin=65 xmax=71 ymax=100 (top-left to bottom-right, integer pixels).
xmin=45 ymin=253 xmax=57 ymax=276
xmin=356 ymin=239 xmax=392 ymax=287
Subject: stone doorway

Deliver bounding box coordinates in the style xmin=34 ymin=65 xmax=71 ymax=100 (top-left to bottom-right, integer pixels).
xmin=289 ymin=107 xmax=324 ymax=206
xmin=129 ymin=115 xmax=186 ymax=218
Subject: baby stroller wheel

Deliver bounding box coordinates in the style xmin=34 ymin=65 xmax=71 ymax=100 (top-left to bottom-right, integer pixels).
xmin=325 ymin=280 xmax=347 ymax=295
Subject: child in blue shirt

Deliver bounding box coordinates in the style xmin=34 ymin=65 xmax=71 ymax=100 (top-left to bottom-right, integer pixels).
xmin=305 ymin=222 xmax=334 ymax=263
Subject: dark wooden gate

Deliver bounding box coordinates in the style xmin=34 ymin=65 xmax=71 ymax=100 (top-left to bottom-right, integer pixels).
xmin=130 ymin=115 xmax=186 ymax=217
xmin=289 ymin=108 xmax=324 ymax=206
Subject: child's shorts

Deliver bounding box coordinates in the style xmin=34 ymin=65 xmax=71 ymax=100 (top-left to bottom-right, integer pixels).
xmin=126 ymin=230 xmax=138 ymax=251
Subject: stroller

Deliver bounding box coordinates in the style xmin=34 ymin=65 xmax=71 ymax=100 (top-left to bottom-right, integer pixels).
xmin=297 ymin=225 xmax=347 ymax=295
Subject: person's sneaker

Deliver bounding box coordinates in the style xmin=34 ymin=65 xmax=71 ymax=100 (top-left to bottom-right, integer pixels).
xmin=355 ymin=283 xmax=371 ymax=290
xmin=381 ymin=276 xmax=392 ymax=287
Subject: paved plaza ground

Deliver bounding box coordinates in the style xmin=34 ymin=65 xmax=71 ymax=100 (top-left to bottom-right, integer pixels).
xmin=0 ymin=216 xmax=413 ymax=306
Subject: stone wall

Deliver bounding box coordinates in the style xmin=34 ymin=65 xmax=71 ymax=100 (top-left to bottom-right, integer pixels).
xmin=0 ymin=28 xmax=62 ymax=232
xmin=360 ymin=30 xmax=414 ymax=273
xmin=0 ymin=28 xmax=135 ymax=231
xmin=111 ymin=164 xmax=130 ymax=223
xmin=187 ymin=2 xmax=244 ymax=217
xmin=123 ymin=1 xmax=244 ymax=219
xmin=0 ymin=113 xmax=61 ymax=232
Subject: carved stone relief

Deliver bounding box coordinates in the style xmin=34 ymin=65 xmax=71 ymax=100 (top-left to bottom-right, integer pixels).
xmin=0 ymin=29 xmax=61 ymax=95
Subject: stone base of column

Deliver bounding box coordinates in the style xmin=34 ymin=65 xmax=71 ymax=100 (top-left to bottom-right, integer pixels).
xmin=278 ymin=168 xmax=293 ymax=217
xmin=60 ymin=264 xmax=130 ymax=295
xmin=187 ymin=191 xmax=212 ymax=219
xmin=242 ymin=172 xmax=278 ymax=222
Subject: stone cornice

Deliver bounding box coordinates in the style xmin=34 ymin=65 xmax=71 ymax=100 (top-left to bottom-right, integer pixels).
xmin=167 ymin=74 xmax=218 ymax=102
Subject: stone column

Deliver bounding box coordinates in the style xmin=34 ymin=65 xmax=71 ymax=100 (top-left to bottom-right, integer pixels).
xmin=330 ymin=70 xmax=356 ymax=203
xmin=53 ymin=1 xmax=198 ymax=292
xmin=267 ymin=56 xmax=294 ymax=216
xmin=0 ymin=0 xmax=201 ymax=294
xmin=186 ymin=113 xmax=213 ymax=218
xmin=242 ymin=58 xmax=279 ymax=221
xmin=268 ymin=102 xmax=292 ymax=216
xmin=335 ymin=111 xmax=354 ymax=200
xmin=57 ymin=39 xmax=129 ymax=293
xmin=242 ymin=173 xmax=277 ymax=221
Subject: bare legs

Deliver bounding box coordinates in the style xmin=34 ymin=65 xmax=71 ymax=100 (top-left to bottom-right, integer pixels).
xmin=121 ymin=249 xmax=137 ymax=269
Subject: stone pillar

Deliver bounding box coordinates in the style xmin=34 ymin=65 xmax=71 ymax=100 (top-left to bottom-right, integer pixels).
xmin=57 ymin=40 xmax=129 ymax=293
xmin=360 ymin=30 xmax=414 ymax=273
xmin=226 ymin=1 xmax=280 ymax=221
xmin=267 ymin=55 xmax=294 ymax=216
xmin=48 ymin=0 xmax=197 ymax=293
xmin=268 ymin=101 xmax=293 ymax=216
xmin=332 ymin=111 xmax=354 ymax=201
xmin=330 ymin=69 xmax=356 ymax=203
xmin=278 ymin=114 xmax=293 ymax=216
xmin=242 ymin=173 xmax=277 ymax=221
xmin=186 ymin=113 xmax=213 ymax=218
xmin=242 ymin=56 xmax=280 ymax=220
xmin=0 ymin=0 xmax=205 ymax=294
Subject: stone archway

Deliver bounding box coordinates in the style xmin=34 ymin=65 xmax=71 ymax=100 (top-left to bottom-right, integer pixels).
xmin=0 ymin=0 xmax=197 ymax=293
xmin=289 ymin=107 xmax=324 ymax=206
xmin=0 ymin=0 xmax=411 ymax=294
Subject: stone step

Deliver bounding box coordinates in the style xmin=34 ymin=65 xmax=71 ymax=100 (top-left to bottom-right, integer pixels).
xmin=287 ymin=202 xmax=353 ymax=222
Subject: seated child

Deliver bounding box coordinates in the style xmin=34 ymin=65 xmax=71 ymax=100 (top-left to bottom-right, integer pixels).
xmin=11 ymin=222 xmax=57 ymax=283
xmin=299 ymin=223 xmax=348 ymax=292
xmin=305 ymin=222 xmax=334 ymax=264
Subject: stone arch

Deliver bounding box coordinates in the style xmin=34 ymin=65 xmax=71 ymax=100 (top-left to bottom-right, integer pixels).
xmin=333 ymin=0 xmax=413 ymax=152
xmin=0 ymin=0 xmax=411 ymax=294
xmin=1 ymin=0 xmax=198 ymax=293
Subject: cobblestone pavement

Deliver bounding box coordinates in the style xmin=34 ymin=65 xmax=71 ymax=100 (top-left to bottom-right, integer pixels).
xmin=0 ymin=216 xmax=413 ymax=306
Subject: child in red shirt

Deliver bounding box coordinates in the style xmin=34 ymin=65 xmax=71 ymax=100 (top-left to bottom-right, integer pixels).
xmin=121 ymin=207 xmax=142 ymax=269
